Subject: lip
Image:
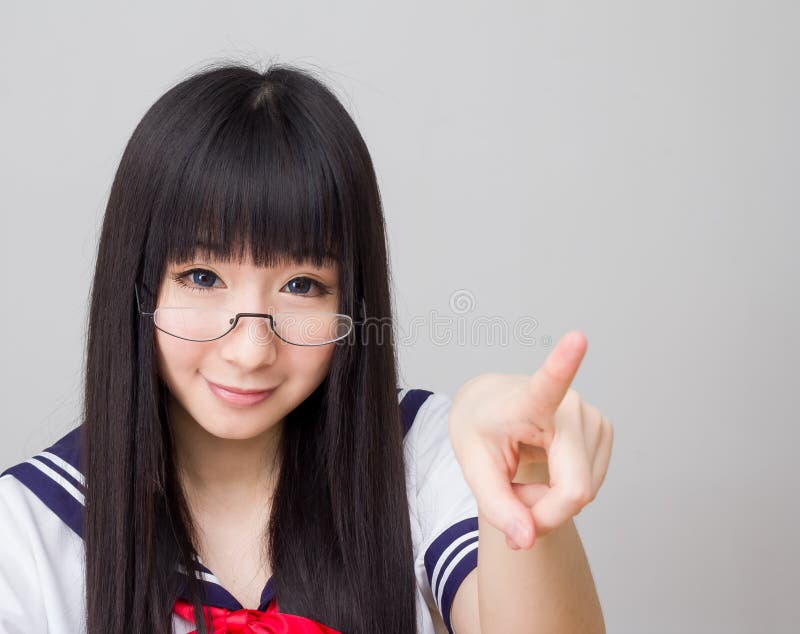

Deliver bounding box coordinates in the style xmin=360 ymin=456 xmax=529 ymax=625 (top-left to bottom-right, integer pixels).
xmin=205 ymin=378 xmax=275 ymax=406
xmin=207 ymin=380 xmax=275 ymax=395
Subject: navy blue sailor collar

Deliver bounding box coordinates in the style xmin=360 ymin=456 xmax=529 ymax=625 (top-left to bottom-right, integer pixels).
xmin=0 ymin=387 xmax=434 ymax=612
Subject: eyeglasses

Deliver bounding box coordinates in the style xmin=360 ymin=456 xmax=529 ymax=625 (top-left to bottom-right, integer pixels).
xmin=134 ymin=284 xmax=354 ymax=346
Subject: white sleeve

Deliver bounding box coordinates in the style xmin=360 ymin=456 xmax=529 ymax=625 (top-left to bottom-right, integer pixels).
xmin=408 ymin=391 xmax=479 ymax=634
xmin=0 ymin=474 xmax=50 ymax=633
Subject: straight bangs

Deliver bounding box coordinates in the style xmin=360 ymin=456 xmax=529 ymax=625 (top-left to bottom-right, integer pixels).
xmin=140 ymin=79 xmax=352 ymax=307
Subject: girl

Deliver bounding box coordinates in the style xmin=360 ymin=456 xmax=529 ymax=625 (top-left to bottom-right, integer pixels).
xmin=0 ymin=61 xmax=612 ymax=634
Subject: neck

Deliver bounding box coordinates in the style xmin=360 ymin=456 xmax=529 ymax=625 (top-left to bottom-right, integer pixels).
xmin=167 ymin=396 xmax=283 ymax=507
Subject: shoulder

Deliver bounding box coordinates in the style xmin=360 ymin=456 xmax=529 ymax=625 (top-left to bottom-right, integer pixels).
xmin=0 ymin=471 xmax=64 ymax=562
xmin=0 ymin=423 xmax=86 ymax=552
xmin=397 ymin=387 xmax=466 ymax=498
xmin=397 ymin=387 xmax=480 ymax=634
xmin=0 ymin=425 xmax=86 ymax=559
xmin=398 ymin=387 xmax=452 ymax=457
xmin=0 ymin=428 xmax=87 ymax=631
xmin=0 ymin=425 xmax=85 ymax=538
xmin=398 ymin=387 xmax=461 ymax=504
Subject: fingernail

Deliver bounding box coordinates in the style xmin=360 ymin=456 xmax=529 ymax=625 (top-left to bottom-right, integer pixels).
xmin=506 ymin=520 xmax=530 ymax=548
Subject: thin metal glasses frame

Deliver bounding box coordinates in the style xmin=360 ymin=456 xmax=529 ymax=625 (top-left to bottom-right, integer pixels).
xmin=134 ymin=283 xmax=355 ymax=347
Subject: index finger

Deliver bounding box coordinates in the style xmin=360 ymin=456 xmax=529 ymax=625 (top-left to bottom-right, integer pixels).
xmin=526 ymin=330 xmax=587 ymax=423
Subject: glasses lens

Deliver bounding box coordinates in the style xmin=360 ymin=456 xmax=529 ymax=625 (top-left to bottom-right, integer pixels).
xmin=154 ymin=307 xmax=234 ymax=341
xmin=273 ymin=312 xmax=353 ymax=346
xmin=152 ymin=307 xmax=352 ymax=345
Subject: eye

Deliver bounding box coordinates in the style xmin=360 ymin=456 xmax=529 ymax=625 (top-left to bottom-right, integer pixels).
xmin=171 ymin=268 xmax=222 ymax=292
xmin=282 ymin=276 xmax=332 ymax=297
xmin=170 ymin=269 xmax=332 ymax=298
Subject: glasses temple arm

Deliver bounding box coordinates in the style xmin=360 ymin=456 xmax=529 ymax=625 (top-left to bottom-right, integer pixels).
xmin=134 ymin=284 xmax=155 ymax=316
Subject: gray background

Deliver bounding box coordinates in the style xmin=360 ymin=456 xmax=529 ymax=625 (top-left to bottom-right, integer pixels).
xmin=1 ymin=1 xmax=797 ymax=632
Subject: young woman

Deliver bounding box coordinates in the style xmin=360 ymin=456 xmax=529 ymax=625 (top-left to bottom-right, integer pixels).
xmin=0 ymin=62 xmax=613 ymax=634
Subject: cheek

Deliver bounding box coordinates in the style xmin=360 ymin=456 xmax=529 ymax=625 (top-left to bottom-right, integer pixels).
xmin=285 ymin=343 xmax=336 ymax=386
xmin=155 ymin=331 xmax=204 ymax=389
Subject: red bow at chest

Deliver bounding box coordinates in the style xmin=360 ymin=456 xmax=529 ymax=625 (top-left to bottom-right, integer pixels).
xmin=173 ymin=599 xmax=342 ymax=634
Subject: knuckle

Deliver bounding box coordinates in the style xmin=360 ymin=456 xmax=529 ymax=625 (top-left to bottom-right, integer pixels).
xmin=568 ymin=484 xmax=593 ymax=506
xmin=557 ymin=388 xmax=582 ymax=414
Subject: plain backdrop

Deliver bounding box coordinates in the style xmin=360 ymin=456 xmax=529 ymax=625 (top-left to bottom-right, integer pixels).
xmin=1 ymin=1 xmax=798 ymax=632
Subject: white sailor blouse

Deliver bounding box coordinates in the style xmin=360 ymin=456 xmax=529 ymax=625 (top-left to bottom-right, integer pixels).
xmin=0 ymin=389 xmax=480 ymax=634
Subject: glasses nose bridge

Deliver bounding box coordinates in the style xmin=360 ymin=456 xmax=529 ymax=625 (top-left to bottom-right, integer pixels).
xmin=228 ymin=311 xmax=276 ymax=332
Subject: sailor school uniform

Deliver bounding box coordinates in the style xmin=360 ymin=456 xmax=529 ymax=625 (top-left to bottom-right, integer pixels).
xmin=0 ymin=389 xmax=480 ymax=634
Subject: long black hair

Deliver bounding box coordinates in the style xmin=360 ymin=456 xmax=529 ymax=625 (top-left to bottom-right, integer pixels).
xmin=81 ymin=60 xmax=417 ymax=633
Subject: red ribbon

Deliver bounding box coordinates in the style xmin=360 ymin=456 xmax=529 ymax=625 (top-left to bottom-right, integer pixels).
xmin=173 ymin=598 xmax=342 ymax=634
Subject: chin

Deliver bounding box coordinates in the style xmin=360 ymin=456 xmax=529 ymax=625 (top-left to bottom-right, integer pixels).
xmin=197 ymin=417 xmax=279 ymax=441
xmin=209 ymin=429 xmax=263 ymax=442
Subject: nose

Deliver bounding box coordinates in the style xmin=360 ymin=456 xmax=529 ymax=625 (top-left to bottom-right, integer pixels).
xmin=218 ymin=314 xmax=280 ymax=369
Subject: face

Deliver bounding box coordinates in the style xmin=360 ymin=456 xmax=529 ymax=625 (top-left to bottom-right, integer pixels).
xmin=154 ymin=250 xmax=341 ymax=441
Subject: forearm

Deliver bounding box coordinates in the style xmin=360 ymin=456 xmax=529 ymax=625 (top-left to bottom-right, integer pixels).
xmin=476 ymin=463 xmax=606 ymax=634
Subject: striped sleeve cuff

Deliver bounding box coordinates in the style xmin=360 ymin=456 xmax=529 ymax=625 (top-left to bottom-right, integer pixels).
xmin=423 ymin=517 xmax=479 ymax=634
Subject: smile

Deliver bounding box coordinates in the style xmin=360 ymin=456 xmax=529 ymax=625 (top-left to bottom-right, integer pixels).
xmin=205 ymin=378 xmax=275 ymax=406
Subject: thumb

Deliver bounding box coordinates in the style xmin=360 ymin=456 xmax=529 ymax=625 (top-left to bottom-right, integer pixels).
xmin=508 ymin=482 xmax=549 ymax=547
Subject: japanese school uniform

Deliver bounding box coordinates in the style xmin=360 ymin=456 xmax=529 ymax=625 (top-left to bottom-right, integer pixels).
xmin=0 ymin=388 xmax=479 ymax=633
